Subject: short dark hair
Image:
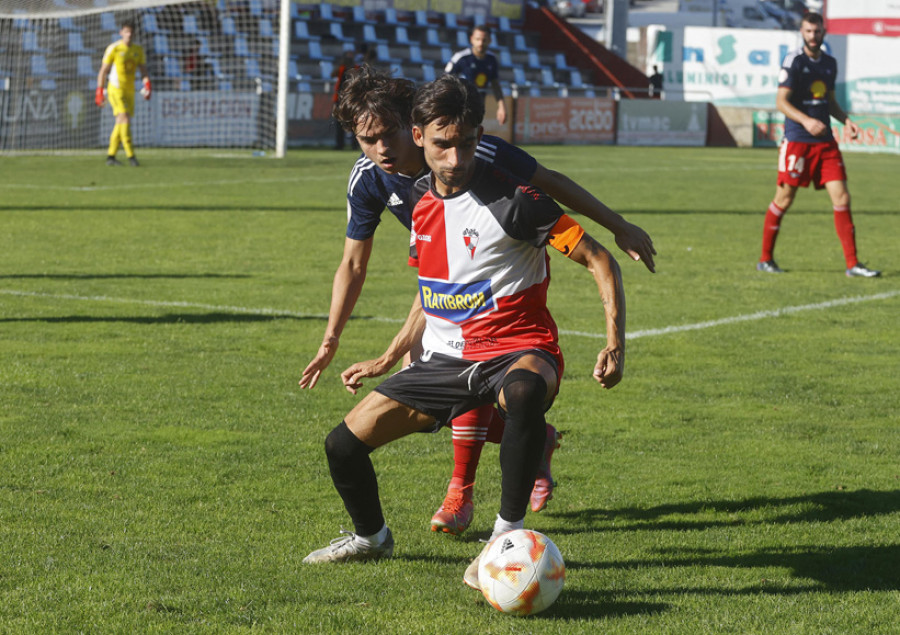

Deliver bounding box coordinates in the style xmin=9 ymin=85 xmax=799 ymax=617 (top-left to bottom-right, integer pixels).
xmin=333 ymin=65 xmax=416 ymax=134
xmin=412 ymin=75 xmax=485 ymax=131
xmin=121 ymin=20 xmax=135 ymax=31
xmin=802 ymin=12 xmax=824 ymax=27
xmin=469 ymin=24 xmax=491 ymax=38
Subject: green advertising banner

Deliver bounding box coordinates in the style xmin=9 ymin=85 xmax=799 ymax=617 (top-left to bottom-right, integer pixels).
xmin=752 ymin=110 xmax=900 ymax=154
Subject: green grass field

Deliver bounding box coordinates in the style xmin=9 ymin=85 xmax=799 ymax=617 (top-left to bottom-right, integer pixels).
xmin=1 ymin=146 xmax=897 ymax=633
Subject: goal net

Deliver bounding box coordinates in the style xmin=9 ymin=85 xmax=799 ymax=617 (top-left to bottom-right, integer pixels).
xmin=0 ymin=0 xmax=284 ymax=153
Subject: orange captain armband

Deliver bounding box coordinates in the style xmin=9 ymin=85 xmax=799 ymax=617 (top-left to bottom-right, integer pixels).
xmin=547 ymin=214 xmax=585 ymax=257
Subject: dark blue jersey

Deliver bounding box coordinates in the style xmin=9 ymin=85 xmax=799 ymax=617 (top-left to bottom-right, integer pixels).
xmin=444 ymin=49 xmax=499 ymax=91
xmin=345 ymin=135 xmax=538 ymax=241
xmin=779 ymin=47 xmax=838 ymax=143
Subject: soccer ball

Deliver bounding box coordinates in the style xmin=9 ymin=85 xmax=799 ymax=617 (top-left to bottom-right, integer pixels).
xmin=477 ymin=529 xmax=565 ymax=615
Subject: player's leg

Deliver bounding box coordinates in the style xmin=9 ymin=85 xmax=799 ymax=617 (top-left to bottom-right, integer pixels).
xmin=824 ymin=179 xmax=880 ymax=277
xmin=304 ymin=391 xmax=435 ymax=564
xmin=106 ymin=90 xmax=124 ymax=165
xmin=465 ymin=353 xmax=558 ymax=589
xmin=430 ymin=404 xmax=492 ymax=535
xmin=118 ymin=92 xmax=138 ymax=165
xmin=759 ymin=183 xmax=798 ymax=273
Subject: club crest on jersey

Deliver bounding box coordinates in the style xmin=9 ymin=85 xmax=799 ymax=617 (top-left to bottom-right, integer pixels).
xmin=463 ymin=228 xmax=479 ymax=259
xmin=419 ymin=279 xmax=494 ymax=324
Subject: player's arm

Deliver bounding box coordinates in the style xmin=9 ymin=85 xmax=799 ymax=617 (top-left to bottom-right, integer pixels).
xmin=550 ymin=217 xmax=625 ymax=389
xmin=776 ymin=86 xmax=827 ymax=137
xmin=530 ymin=163 xmax=656 ymax=272
xmin=340 ymin=293 xmax=426 ymax=395
xmin=95 ymin=61 xmax=112 ymax=106
xmin=490 ymin=78 xmax=507 ymax=125
xmin=299 ymin=236 xmax=373 ymax=389
xmin=827 ymin=90 xmax=859 ymax=139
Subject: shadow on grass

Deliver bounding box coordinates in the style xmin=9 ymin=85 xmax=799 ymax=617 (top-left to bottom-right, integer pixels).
xmin=548 ymin=489 xmax=900 ymax=593
xmin=550 ymin=489 xmax=900 ymax=530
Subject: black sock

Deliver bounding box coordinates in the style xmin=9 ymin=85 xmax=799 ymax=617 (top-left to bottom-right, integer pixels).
xmin=498 ymin=370 xmax=548 ymax=522
xmin=324 ymin=421 xmax=385 ymax=536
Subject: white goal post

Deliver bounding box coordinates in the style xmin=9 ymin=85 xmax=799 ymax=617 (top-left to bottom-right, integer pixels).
xmin=0 ymin=0 xmax=291 ymax=154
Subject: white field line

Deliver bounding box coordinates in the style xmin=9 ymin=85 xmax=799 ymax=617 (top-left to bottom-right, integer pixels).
xmin=1 ymin=288 xmax=898 ymax=338
xmin=1 ymin=175 xmax=337 ymax=193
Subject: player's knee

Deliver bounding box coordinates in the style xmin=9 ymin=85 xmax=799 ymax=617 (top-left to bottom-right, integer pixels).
xmin=501 ymin=369 xmax=548 ymax=421
xmin=325 ymin=420 xmax=373 ymax=463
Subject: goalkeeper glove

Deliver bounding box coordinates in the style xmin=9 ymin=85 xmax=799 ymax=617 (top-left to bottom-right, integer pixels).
xmin=141 ymin=77 xmax=152 ymax=100
xmin=95 ymin=85 xmax=105 ymax=107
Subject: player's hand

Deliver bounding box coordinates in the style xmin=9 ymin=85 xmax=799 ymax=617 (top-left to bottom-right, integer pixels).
xmin=141 ymin=77 xmax=152 ymax=100
xmin=614 ymin=221 xmax=656 ymax=273
xmin=95 ymin=86 xmax=105 ymax=107
xmin=299 ymin=337 xmax=339 ymax=389
xmin=593 ymin=346 xmax=624 ymax=389
xmin=803 ymin=118 xmax=827 ymax=137
xmin=846 ymin=119 xmax=861 ymax=140
xmin=340 ymin=357 xmax=394 ymax=395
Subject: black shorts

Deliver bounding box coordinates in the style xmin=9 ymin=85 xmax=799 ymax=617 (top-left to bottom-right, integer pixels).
xmin=374 ymin=349 xmax=559 ymax=432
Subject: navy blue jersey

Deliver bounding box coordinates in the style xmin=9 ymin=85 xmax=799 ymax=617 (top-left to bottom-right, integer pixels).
xmin=444 ymin=49 xmax=499 ymax=91
xmin=779 ymin=47 xmax=838 ymax=143
xmin=345 ymin=135 xmax=538 ymax=241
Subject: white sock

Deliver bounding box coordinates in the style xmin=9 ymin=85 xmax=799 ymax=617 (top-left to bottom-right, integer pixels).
xmin=491 ymin=514 xmax=524 ymax=540
xmin=356 ymin=524 xmax=388 ymax=547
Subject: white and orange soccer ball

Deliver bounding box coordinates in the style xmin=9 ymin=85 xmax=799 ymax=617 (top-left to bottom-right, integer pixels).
xmin=477 ymin=529 xmax=566 ymax=616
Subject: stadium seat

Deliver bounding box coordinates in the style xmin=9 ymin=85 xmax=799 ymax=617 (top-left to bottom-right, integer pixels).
xmin=22 ymin=31 xmax=47 ymax=53
xmin=153 ymin=34 xmax=171 ymax=55
xmin=259 ymin=19 xmax=275 ymax=38
xmin=421 ymin=64 xmax=436 ymax=82
xmin=408 ymin=44 xmax=424 ymax=64
xmin=455 ymin=31 xmax=469 ymax=49
xmin=179 ymin=79 xmax=192 ymax=91
xmin=513 ymin=34 xmax=533 ymax=52
xmin=298 ymin=80 xmax=312 ymax=92
xmin=555 ymin=52 xmax=576 ymax=72
xmin=40 ymin=78 xmax=57 ymax=90
xmin=233 ymin=36 xmax=251 ymax=57
xmin=245 ymin=57 xmax=269 ymax=80
xmin=76 ymin=55 xmax=93 ymax=77
xmin=363 ymin=24 xmax=387 ymax=45
xmin=221 ymin=16 xmax=237 ymax=37
xmin=100 ymin=12 xmax=117 ymax=32
xmin=384 ymin=8 xmax=400 ymax=25
xmin=294 ymin=21 xmax=319 ymax=41
xmin=394 ymin=26 xmax=412 ymax=45
xmin=249 ymin=0 xmax=263 ymax=17
xmin=318 ymin=3 xmax=334 ymax=21
xmin=376 ymin=43 xmax=402 ymax=65
xmin=425 ymin=29 xmax=441 ymax=47
xmin=307 ymin=40 xmax=326 ymax=61
xmin=329 ymin=23 xmax=355 ymax=43
xmin=59 ymin=17 xmax=84 ymax=31
xmin=499 ymin=49 xmax=518 ymax=69
xmin=414 ymin=10 xmax=429 ymax=28
xmin=218 ymin=79 xmax=233 ymax=91
xmin=527 ymin=51 xmax=541 ymax=69
xmin=540 ymin=68 xmax=557 ymax=87
xmin=444 ymin=13 xmax=458 ymax=29
xmin=288 ymin=58 xmax=302 ymax=79
xmin=142 ymin=13 xmax=164 ymax=34
xmin=206 ymin=57 xmax=227 ymax=78
xmin=183 ymin=15 xmax=199 ymax=35
xmin=30 ymin=55 xmax=57 ymax=77
xmin=352 ymin=6 xmax=375 ymax=24
xmin=318 ymin=60 xmax=333 ymax=79
xmin=164 ymin=56 xmax=182 ymax=77
xmin=497 ymin=17 xmax=512 ymax=32
xmin=67 ymin=32 xmax=93 ymax=53
xmin=512 ymin=67 xmax=529 ymax=87
xmin=570 ymin=70 xmax=585 ymax=88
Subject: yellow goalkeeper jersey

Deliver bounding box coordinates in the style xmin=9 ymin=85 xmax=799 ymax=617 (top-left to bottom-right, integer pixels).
xmin=102 ymin=40 xmax=146 ymax=91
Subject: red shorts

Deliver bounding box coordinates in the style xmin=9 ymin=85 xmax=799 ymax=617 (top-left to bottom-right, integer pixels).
xmin=777 ymin=139 xmax=847 ymax=190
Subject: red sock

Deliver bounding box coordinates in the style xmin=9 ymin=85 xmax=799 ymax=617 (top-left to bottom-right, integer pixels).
xmin=448 ymin=404 xmax=493 ymax=487
xmin=833 ymin=205 xmax=857 ymax=268
xmin=760 ymin=201 xmax=785 ymax=262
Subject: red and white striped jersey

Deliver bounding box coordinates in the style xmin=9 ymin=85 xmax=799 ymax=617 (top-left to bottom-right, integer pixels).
xmin=409 ymin=160 xmax=584 ymax=364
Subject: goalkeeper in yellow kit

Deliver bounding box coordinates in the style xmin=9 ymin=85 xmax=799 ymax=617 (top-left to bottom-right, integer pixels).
xmin=96 ymin=21 xmax=151 ymax=166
